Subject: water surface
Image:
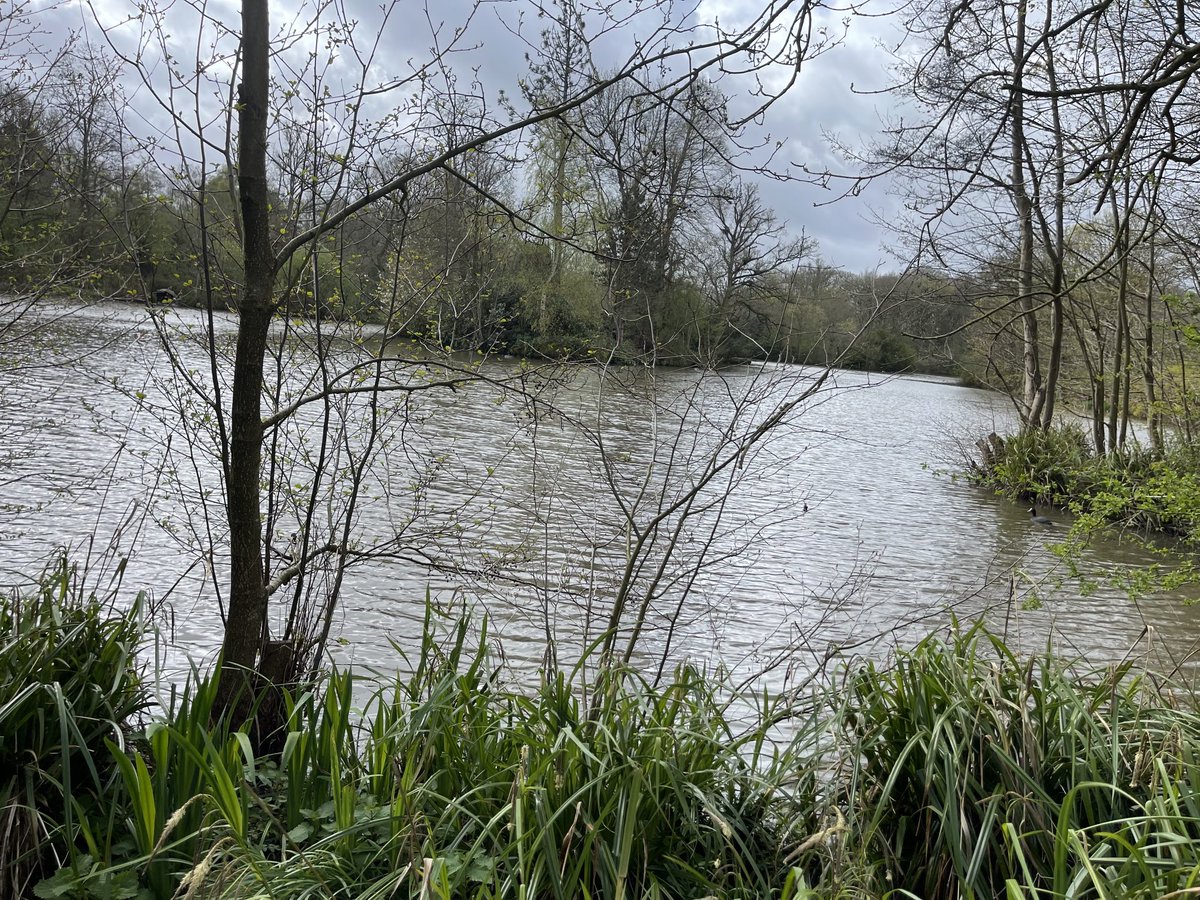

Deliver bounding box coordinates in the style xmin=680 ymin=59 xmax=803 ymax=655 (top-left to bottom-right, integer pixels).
xmin=3 ymin=301 xmax=1197 ymax=689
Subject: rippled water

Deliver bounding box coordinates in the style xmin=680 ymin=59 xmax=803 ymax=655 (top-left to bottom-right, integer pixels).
xmin=3 ymin=301 xmax=1199 ymax=688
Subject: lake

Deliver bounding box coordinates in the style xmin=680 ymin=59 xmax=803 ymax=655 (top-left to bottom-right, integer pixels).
xmin=3 ymin=300 xmax=1198 ymax=691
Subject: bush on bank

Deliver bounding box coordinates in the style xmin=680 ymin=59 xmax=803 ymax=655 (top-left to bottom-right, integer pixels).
xmin=836 ymin=624 xmax=1200 ymax=898
xmin=10 ymin=563 xmax=1200 ymax=898
xmin=969 ymin=423 xmax=1200 ymax=545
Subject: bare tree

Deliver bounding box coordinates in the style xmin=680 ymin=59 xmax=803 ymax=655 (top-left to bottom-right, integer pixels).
xmin=77 ymin=0 xmax=839 ymax=719
xmin=521 ymin=0 xmax=598 ymax=335
xmin=692 ymin=180 xmax=813 ymax=365
xmin=863 ymin=0 xmax=1200 ymax=437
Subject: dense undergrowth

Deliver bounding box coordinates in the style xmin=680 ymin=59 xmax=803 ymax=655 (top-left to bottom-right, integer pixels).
xmin=0 ymin=560 xmax=147 ymax=899
xmin=969 ymin=423 xmax=1200 ymax=544
xmin=9 ymin=561 xmax=1200 ymax=898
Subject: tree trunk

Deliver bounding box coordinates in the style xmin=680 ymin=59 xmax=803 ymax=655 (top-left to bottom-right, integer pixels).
xmin=543 ymin=124 xmax=569 ymax=334
xmin=217 ymin=0 xmax=275 ymax=716
xmin=1040 ymin=15 xmax=1065 ymax=431
xmin=1119 ymin=296 xmax=1132 ymax=447
xmin=1108 ymin=281 xmax=1125 ymax=451
xmin=1011 ymin=0 xmax=1043 ymax=430
xmin=1143 ymin=240 xmax=1161 ymax=451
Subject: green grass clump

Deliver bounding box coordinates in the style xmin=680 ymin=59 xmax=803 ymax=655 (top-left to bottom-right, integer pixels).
xmin=828 ymin=622 xmax=1200 ymax=899
xmin=0 ymin=558 xmax=148 ymax=899
xmin=125 ymin=616 xmax=1200 ymax=899
xmin=98 ymin=606 xmax=817 ymax=899
xmin=17 ymin=554 xmax=1200 ymax=899
xmin=970 ymin=423 xmax=1095 ymax=507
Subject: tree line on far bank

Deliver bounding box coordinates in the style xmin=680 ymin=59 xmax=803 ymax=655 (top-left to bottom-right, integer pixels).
xmin=0 ymin=23 xmax=984 ymax=374
xmin=8 ymin=2 xmax=1200 ymax=427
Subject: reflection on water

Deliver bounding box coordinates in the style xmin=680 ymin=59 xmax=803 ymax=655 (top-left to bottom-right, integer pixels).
xmin=3 ymin=300 xmax=1199 ymax=689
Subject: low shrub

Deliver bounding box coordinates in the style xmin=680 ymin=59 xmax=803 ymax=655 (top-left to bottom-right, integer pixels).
xmin=0 ymin=558 xmax=148 ymax=899
xmin=969 ymin=423 xmax=1094 ymax=506
xmin=969 ymin=425 xmax=1200 ymax=547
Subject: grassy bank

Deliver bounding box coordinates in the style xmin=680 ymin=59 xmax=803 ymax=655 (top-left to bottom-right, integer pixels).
xmin=9 ymin=562 xmax=1200 ymax=898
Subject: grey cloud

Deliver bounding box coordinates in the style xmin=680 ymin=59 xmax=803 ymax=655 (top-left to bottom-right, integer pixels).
xmin=24 ymin=0 xmax=904 ymax=271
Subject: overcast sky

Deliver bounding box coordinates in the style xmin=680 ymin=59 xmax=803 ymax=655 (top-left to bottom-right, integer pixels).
xmin=45 ymin=0 xmax=907 ymax=272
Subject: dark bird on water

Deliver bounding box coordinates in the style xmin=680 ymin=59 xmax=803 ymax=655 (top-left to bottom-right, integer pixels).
xmin=1028 ymin=507 xmax=1054 ymax=526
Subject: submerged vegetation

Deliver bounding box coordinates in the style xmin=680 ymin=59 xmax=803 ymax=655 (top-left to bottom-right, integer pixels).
xmin=9 ymin=562 xmax=1200 ymax=899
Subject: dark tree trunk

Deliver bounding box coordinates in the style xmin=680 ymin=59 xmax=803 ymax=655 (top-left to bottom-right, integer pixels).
xmin=1011 ymin=0 xmax=1043 ymax=430
xmin=1040 ymin=29 xmax=1065 ymax=431
xmin=217 ymin=0 xmax=275 ymax=716
xmin=1144 ymin=244 xmax=1161 ymax=451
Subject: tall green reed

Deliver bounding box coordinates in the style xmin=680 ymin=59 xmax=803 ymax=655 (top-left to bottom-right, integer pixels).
xmin=0 ymin=557 xmax=147 ymax=898
xmin=42 ymin=575 xmax=1200 ymax=900
xmin=162 ymin=603 xmax=816 ymax=899
xmin=827 ymin=622 xmax=1200 ymax=899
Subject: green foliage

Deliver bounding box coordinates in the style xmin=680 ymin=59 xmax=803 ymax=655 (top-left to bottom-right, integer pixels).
xmin=0 ymin=558 xmax=147 ymax=899
xmin=104 ymin=666 xmax=260 ymax=897
xmin=966 ymin=425 xmax=1200 ymax=597
xmin=839 ymin=326 xmax=919 ymax=374
xmin=31 ymin=854 xmax=146 ymax=900
xmin=155 ymin=605 xmax=812 ymax=898
xmin=970 ymin=423 xmax=1095 ymax=506
xmin=19 ymin=558 xmax=1200 ymax=899
xmin=970 ymin=424 xmax=1200 ymax=546
xmin=833 ymin=623 xmax=1200 ymax=898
